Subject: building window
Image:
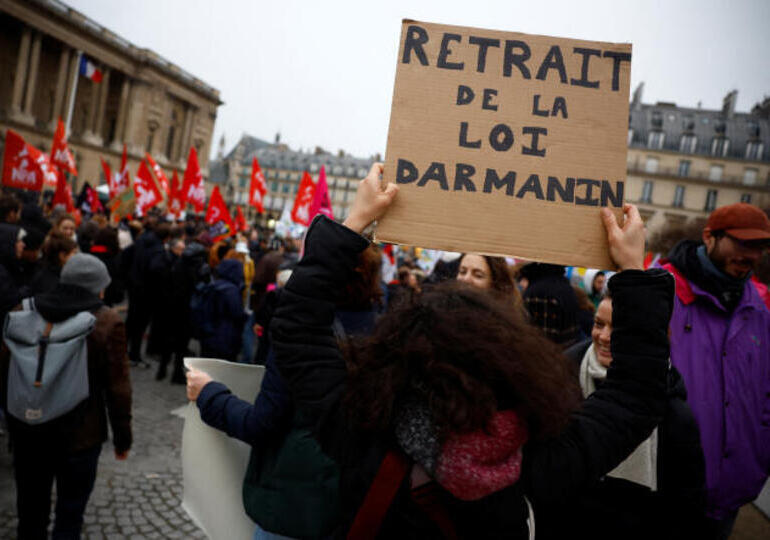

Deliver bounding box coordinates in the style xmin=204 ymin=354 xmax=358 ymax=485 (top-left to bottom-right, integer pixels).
xmin=647 ymin=131 xmax=665 ymax=149
xmin=679 ymin=134 xmax=697 ymax=153
xmin=281 ymin=183 xmax=289 ymax=194
xmin=644 ymin=157 xmax=659 ymax=174
xmin=640 ymin=181 xmax=653 ymax=203
xmin=271 ymin=181 xmax=278 ymax=192
xmin=239 ymin=177 xmax=247 ymax=188
xmin=708 ymin=165 xmax=723 ymax=182
xmin=743 ymin=168 xmax=758 ymax=186
xmin=678 ymin=160 xmax=690 ymax=177
xmin=741 ymin=193 xmax=752 ymax=204
xmin=745 ymin=141 xmax=764 ymax=161
xmin=711 ymin=137 xmax=730 ymax=157
xmin=673 ymin=185 xmax=685 ymax=208
xmin=705 ymin=189 xmax=718 ymax=212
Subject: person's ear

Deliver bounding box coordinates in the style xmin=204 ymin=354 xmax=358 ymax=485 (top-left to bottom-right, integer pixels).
xmin=702 ymin=228 xmax=716 ymax=252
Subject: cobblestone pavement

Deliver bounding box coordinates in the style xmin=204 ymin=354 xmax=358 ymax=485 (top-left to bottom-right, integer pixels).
xmin=0 ymin=362 xmax=205 ymax=539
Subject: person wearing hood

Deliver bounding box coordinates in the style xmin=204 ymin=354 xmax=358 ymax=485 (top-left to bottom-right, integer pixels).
xmin=659 ymin=202 xmax=770 ymax=538
xmin=200 ymin=258 xmax=247 ymax=362
xmin=0 ymin=253 xmax=132 ymax=539
xmin=29 ymin=232 xmax=78 ymax=295
xmin=520 ymin=262 xmax=580 ymax=348
xmin=0 ymin=223 xmax=28 ymax=325
xmin=557 ymin=292 xmax=706 ymax=539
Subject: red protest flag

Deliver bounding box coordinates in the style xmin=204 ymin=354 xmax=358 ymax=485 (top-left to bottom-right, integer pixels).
xmin=234 ymin=206 xmax=248 ymax=232
xmin=308 ymin=165 xmax=334 ymax=221
xmin=50 ymin=118 xmax=78 ymax=176
xmin=133 ymin=160 xmax=163 ymax=216
xmin=249 ymin=157 xmax=267 ymax=213
xmin=105 ymin=145 xmax=131 ymax=199
xmin=52 ymin=167 xmax=75 ymax=213
xmin=145 ymin=152 xmax=170 ymax=198
xmin=87 ymin=184 xmax=103 ymax=213
xmin=291 ymin=171 xmax=316 ymax=226
xmin=205 ymin=185 xmax=234 ymax=241
xmin=181 ymin=146 xmax=205 ymax=212
xmin=168 ymin=169 xmax=183 ymax=218
xmin=1 ymin=129 xmax=50 ymax=191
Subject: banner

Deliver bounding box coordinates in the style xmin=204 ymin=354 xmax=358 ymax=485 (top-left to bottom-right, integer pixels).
xmin=134 ymin=160 xmax=163 ymax=215
xmin=376 ymin=21 xmax=632 ymax=269
xmin=308 ymin=165 xmax=334 ymax=221
xmin=181 ymin=358 xmax=264 ymax=540
xmin=1 ymin=130 xmax=55 ymax=191
xmin=182 ymin=147 xmax=206 ymax=212
xmin=169 ymin=170 xmax=184 ymax=218
xmin=249 ymin=157 xmax=267 ymax=214
xmin=291 ymin=171 xmax=316 ymax=226
xmin=205 ymin=185 xmax=235 ymax=241
xmin=52 ymin=167 xmax=75 ymax=213
xmin=50 ymin=118 xmax=78 ymax=177
xmin=146 ymin=152 xmax=170 ymax=198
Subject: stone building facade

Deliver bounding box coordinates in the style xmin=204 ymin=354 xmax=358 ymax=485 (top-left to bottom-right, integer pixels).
xmin=626 ymin=84 xmax=770 ymax=230
xmin=0 ymin=0 xmax=221 ymax=193
xmin=210 ymin=134 xmax=375 ymax=226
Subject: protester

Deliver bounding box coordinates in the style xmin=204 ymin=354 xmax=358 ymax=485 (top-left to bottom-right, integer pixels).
xmin=519 ymin=262 xmax=580 ymax=347
xmin=0 ymin=224 xmax=28 ymax=325
xmin=29 ymin=232 xmax=78 ymax=295
xmin=54 ymin=213 xmax=77 ymax=240
xmin=659 ymin=202 xmax=770 ymax=539
xmin=267 ymin=163 xmax=672 ymax=537
xmin=199 ymin=258 xmax=247 ymax=362
xmin=555 ymin=292 xmax=706 ymax=539
xmin=90 ymin=226 xmax=126 ymax=306
xmin=1 ymin=253 xmax=132 ymax=539
xmin=0 ymin=194 xmax=22 ymax=224
xmin=456 ymin=253 xmax=523 ymax=312
xmin=587 ymin=270 xmax=606 ymax=308
xmin=155 ymin=237 xmax=187 ymax=382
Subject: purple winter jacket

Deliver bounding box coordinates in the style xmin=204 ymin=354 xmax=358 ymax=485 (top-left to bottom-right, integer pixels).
xmin=662 ymin=262 xmax=770 ymax=519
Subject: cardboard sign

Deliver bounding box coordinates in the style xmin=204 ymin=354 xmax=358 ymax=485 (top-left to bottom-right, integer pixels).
xmin=376 ymin=20 xmax=632 ymax=269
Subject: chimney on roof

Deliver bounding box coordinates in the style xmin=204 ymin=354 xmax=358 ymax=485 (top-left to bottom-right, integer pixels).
xmin=632 ymin=82 xmax=644 ymax=110
xmin=722 ymin=90 xmax=738 ymax=118
xmin=338 ymin=149 xmax=345 ymax=158
xmin=275 ymin=132 xmax=281 ymax=144
xmin=751 ymin=96 xmax=770 ymax=119
xmin=217 ymin=134 xmax=226 ymax=160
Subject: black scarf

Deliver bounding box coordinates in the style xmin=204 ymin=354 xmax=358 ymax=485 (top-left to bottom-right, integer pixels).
xmin=668 ymin=240 xmax=748 ymax=312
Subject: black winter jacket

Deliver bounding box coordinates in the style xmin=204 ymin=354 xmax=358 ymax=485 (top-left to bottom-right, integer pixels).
xmin=272 ymin=216 xmax=674 ymax=539
xmin=542 ymin=339 xmax=707 ymax=539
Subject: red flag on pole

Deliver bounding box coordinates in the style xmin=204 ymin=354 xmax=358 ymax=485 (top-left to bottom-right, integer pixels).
xmin=205 ymin=186 xmax=234 ymax=241
xmin=87 ymin=184 xmax=103 ymax=213
xmin=308 ymin=165 xmax=334 ymax=222
xmin=249 ymin=157 xmax=267 ymax=213
xmin=1 ymin=129 xmax=54 ymax=191
xmin=168 ymin=170 xmax=183 ymax=218
xmin=291 ymin=171 xmax=316 ymax=226
xmin=234 ymin=206 xmax=248 ymax=232
xmin=50 ymin=117 xmax=78 ymax=176
xmin=181 ymin=147 xmax=205 ymax=212
xmin=52 ymin=167 xmax=75 ymax=213
xmin=133 ymin=160 xmax=163 ymax=216
xmin=145 ymin=152 xmax=170 ymax=198
xmin=105 ymin=145 xmax=131 ymax=199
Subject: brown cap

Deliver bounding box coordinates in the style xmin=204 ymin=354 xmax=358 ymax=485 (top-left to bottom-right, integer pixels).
xmin=706 ymin=203 xmax=770 ymax=241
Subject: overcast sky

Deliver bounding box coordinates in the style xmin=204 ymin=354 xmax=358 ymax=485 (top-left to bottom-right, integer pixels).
xmin=67 ymin=0 xmax=770 ymax=161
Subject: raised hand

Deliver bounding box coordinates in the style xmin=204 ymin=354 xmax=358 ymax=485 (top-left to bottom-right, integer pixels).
xmin=600 ymin=204 xmax=645 ymax=271
xmin=342 ymin=163 xmax=399 ymax=234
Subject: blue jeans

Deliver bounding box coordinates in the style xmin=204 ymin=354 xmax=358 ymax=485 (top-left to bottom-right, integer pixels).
xmin=253 ymin=522 xmax=296 ymax=540
xmin=14 ymin=444 xmax=101 ymax=539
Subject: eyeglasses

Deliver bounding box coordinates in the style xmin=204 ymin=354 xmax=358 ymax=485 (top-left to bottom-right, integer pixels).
xmin=723 ymin=233 xmax=770 ymax=252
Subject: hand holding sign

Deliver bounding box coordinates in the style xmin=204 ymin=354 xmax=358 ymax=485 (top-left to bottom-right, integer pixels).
xmin=601 ymin=203 xmax=645 ymax=271
xmin=343 ymin=163 xmax=399 ymax=234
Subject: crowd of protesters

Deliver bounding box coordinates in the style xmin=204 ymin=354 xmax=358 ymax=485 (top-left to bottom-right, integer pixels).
xmin=1 ymin=165 xmax=769 ymax=539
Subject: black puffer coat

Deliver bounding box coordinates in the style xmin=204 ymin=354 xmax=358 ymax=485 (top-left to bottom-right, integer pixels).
xmin=0 ymin=224 xmax=27 ymax=324
xmin=272 ymin=216 xmax=674 ymax=539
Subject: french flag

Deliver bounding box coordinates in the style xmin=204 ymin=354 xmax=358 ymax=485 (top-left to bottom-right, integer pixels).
xmin=79 ymin=55 xmax=103 ymax=83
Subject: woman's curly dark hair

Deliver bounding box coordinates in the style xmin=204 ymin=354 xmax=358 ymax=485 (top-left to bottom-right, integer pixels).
xmin=343 ymin=281 xmax=581 ymax=441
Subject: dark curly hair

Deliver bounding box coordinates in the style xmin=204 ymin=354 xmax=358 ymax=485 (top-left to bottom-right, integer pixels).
xmin=343 ymin=281 xmax=581 ymax=441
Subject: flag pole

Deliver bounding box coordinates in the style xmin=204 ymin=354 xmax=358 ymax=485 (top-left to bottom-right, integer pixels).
xmin=64 ymin=50 xmax=82 ymax=199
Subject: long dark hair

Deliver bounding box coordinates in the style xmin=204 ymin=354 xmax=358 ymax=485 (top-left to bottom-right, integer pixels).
xmin=343 ymin=281 xmax=581 ymax=441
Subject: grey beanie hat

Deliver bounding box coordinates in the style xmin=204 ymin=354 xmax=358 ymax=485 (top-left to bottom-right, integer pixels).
xmin=60 ymin=253 xmax=111 ymax=295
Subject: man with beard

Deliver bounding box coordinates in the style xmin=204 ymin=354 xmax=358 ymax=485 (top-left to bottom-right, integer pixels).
xmin=661 ymin=203 xmax=770 ymax=539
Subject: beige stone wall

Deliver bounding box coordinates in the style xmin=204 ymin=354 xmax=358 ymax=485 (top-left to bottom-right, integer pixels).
xmin=0 ymin=0 xmax=221 ymax=195
xmin=626 ymin=146 xmax=770 ymax=231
